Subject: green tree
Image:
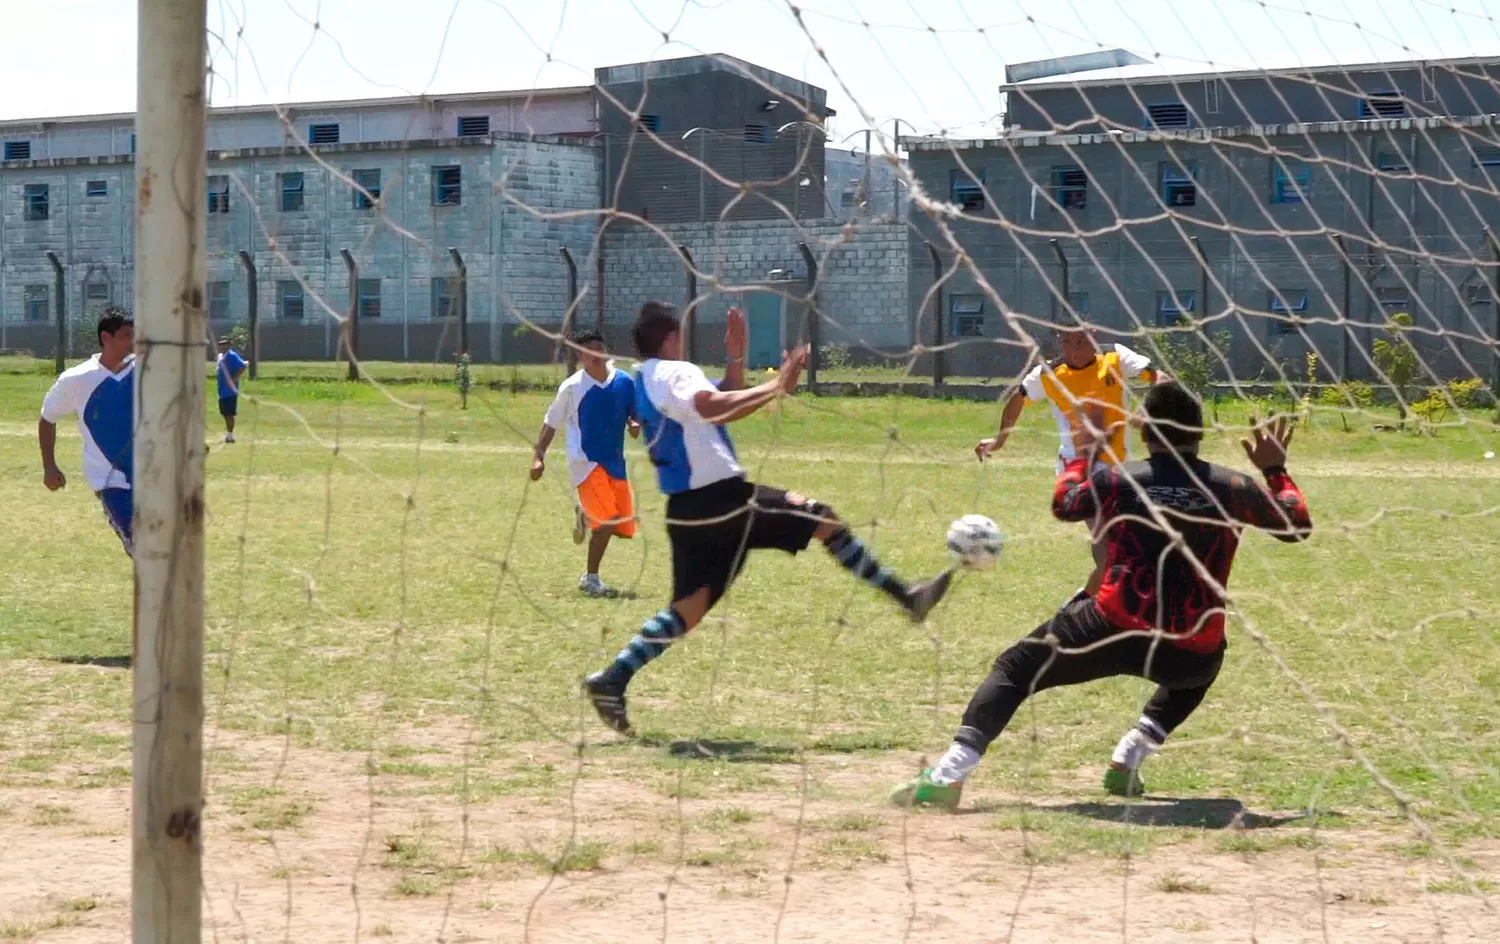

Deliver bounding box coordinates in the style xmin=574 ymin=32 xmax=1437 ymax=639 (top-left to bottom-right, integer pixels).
xmin=1372 ymin=312 xmax=1419 ymax=424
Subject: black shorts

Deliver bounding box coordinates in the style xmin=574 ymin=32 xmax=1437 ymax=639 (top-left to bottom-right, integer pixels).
xmin=665 ymin=477 xmax=823 ymax=606
xmin=1015 ymin=597 xmax=1225 ymax=693
xmin=218 ymin=396 xmax=238 ymax=417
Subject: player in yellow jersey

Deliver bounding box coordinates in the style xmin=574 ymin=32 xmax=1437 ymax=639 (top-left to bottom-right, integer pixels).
xmin=976 ymin=324 xmax=1166 ymax=599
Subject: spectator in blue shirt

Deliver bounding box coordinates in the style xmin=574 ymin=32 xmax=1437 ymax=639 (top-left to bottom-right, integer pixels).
xmin=215 ymin=336 xmax=248 ymax=443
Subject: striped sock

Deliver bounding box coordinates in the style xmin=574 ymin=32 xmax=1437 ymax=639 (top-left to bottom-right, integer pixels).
xmin=601 ymin=609 xmax=687 ymax=687
xmin=825 ymin=531 xmax=909 ymax=605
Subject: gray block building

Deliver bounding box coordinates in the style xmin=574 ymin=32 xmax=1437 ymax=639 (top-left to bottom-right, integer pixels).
xmin=0 ymin=53 xmax=913 ymax=365
xmin=906 ymin=55 xmax=1500 ymax=384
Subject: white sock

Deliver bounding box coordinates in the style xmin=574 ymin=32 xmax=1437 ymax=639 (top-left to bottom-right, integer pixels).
xmin=1111 ymin=720 xmax=1164 ymax=770
xmin=930 ymin=742 xmax=981 ymax=785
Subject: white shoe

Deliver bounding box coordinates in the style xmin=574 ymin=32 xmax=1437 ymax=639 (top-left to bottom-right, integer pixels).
xmin=572 ymin=507 xmax=587 ymax=545
xmin=225 ymin=433 xmax=235 ymax=443
xmin=579 ymin=574 xmax=616 ymax=598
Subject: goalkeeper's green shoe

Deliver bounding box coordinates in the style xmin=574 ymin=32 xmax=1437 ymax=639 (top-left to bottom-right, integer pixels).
xmin=889 ymin=769 xmax=963 ymax=810
xmin=1103 ymin=764 xmax=1147 ymax=798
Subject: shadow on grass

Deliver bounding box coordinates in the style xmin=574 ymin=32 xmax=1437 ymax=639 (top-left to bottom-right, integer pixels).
xmin=48 ymin=655 xmax=132 ymax=670
xmin=1048 ymin=798 xmax=1309 ymax=830
xmin=642 ymin=738 xmax=800 ymax=764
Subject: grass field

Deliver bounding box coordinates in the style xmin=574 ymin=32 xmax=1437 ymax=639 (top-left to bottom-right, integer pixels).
xmin=1 ymin=364 xmax=1498 ymax=942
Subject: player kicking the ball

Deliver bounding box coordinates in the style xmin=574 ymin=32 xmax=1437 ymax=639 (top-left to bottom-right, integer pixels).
xmin=531 ymin=330 xmax=641 ymax=597
xmin=976 ymin=323 xmax=1165 ymax=602
xmin=894 ymin=383 xmax=1311 ymax=808
xmin=583 ymin=302 xmax=954 ymax=735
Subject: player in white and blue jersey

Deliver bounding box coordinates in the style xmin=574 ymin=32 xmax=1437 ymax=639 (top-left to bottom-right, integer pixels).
xmin=531 ymin=330 xmax=641 ymax=597
xmin=215 ymin=336 xmax=248 ymax=443
xmin=582 ymin=302 xmax=954 ymax=735
xmin=38 ymin=307 xmax=137 ymax=556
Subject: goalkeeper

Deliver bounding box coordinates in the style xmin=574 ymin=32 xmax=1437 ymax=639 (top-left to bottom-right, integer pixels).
xmin=895 ymin=383 xmax=1311 ymax=808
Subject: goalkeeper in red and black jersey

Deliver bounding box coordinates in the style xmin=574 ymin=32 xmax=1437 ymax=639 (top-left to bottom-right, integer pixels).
xmin=893 ymin=382 xmax=1312 ymax=809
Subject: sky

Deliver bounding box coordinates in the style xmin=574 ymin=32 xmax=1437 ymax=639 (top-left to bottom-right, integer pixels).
xmin=4 ymin=0 xmax=1500 ymax=138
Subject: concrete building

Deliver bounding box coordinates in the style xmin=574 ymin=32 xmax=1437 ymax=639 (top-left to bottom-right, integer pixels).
xmin=906 ymin=55 xmax=1500 ymax=383
xmin=0 ymin=53 xmax=912 ymax=363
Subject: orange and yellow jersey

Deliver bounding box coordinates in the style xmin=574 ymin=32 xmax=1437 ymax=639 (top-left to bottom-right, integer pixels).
xmin=1020 ymin=344 xmax=1157 ymax=466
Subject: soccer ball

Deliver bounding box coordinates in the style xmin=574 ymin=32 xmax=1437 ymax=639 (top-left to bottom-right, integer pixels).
xmin=946 ymin=514 xmax=1005 ymax=571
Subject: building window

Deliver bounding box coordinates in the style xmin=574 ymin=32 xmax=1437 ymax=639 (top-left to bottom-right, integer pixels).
xmin=1376 ymin=151 xmax=1410 ymax=172
xmin=433 ymin=166 xmax=461 ymax=206
xmin=1157 ymin=290 xmax=1196 ymax=326
xmin=86 ymin=180 xmax=109 ymax=197
xmin=352 ymin=168 xmax=381 ymax=209
xmin=1059 ymin=292 xmax=1089 ymax=317
xmin=308 ymin=123 xmax=340 ymax=145
xmin=24 ymin=183 xmax=49 ymax=221
xmin=1160 ymin=162 xmax=1197 ymax=207
xmin=5 ymin=141 xmax=32 ymax=161
xmin=1358 ymin=92 xmax=1406 ymax=119
xmin=744 ymin=123 xmax=769 ymax=144
xmin=457 ymin=115 xmax=490 ymax=137
xmin=207 ymin=280 xmax=230 ymax=320
xmin=130 ymin=134 xmax=136 ymax=154
xmin=1376 ymin=286 xmax=1410 ymax=309
xmin=208 ymin=175 xmax=230 ymax=214
xmin=635 ymin=114 xmax=660 ymax=133
xmin=1472 ymin=147 xmax=1500 ymax=168
xmin=1269 ymin=291 xmax=1308 ymax=335
xmin=24 ymin=285 xmax=49 ymax=322
xmin=950 ymin=169 xmax=985 ymax=213
xmin=1052 ymin=165 xmax=1087 ymax=210
xmin=1463 ymin=279 xmax=1492 ymax=306
xmin=278 ymin=280 xmax=305 ymax=319
xmin=1421 ymin=66 xmax=1436 ymax=103
xmin=950 ymin=294 xmax=984 ymax=336
xmin=431 ymin=277 xmax=459 ymax=318
xmin=840 ymin=190 xmax=857 ymax=208
xmin=1272 ymin=158 xmax=1311 ymax=203
xmin=1145 ymin=102 xmax=1190 ymax=130
xmin=1204 ymin=78 xmax=1221 ymax=114
xmin=279 ymin=172 xmax=305 ymax=212
xmin=357 ymin=279 xmax=382 ymax=319
xmin=85 ymin=281 xmax=111 ymax=308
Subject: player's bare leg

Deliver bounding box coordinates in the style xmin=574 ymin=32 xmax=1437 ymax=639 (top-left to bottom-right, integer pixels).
xmin=580 ymin=523 xmax=618 ymax=597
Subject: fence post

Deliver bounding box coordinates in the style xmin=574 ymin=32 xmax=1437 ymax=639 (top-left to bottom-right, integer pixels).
xmin=677 ymin=244 xmax=698 ymax=363
xmin=925 ymin=241 xmax=944 ymax=386
xmin=134 ymin=0 xmax=208 ymax=938
xmin=447 ymin=247 xmax=468 ymax=357
xmin=1331 ymin=234 xmax=1352 ymax=381
xmin=237 ymin=250 xmax=258 ymax=380
xmin=340 ymin=249 xmax=358 ymax=381
xmin=1486 ymin=229 xmax=1500 ymax=394
xmin=1048 ymin=238 xmax=1069 ymax=324
xmin=45 ymin=251 xmax=65 ymax=371
xmin=797 ymin=241 xmax=819 ymax=388
xmin=558 ymin=246 xmax=579 ymax=373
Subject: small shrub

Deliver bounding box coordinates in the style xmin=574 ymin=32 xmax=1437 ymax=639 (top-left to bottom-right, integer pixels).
xmin=1317 ymin=381 xmax=1374 ymax=409
xmin=819 ymin=343 xmax=853 ymax=372
xmin=1156 ymin=331 xmax=1230 ymax=398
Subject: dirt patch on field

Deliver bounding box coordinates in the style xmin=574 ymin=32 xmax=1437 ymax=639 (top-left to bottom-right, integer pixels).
xmin=2 ymin=724 xmax=1497 ymax=944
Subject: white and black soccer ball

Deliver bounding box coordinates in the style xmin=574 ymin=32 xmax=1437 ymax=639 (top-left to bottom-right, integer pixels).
xmin=946 ymin=514 xmax=1005 ymax=571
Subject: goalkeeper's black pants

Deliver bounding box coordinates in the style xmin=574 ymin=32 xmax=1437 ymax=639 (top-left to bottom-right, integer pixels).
xmin=953 ymin=597 xmax=1225 ymax=754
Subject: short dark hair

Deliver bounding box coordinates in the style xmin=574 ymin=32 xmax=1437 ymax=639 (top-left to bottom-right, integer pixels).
xmin=1142 ymin=382 xmax=1204 ymax=451
xmin=97 ymin=306 xmax=133 ymax=345
xmin=571 ymin=328 xmax=605 ymax=348
xmin=631 ymin=302 xmax=681 ymax=358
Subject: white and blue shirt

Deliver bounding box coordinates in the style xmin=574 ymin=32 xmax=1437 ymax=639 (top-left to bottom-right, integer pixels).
xmin=635 ymin=358 xmax=742 ymax=496
xmin=40 ymin=354 xmax=136 ymax=492
xmin=216 ymin=349 xmax=247 ymax=400
xmin=543 ymin=365 xmax=637 ymax=487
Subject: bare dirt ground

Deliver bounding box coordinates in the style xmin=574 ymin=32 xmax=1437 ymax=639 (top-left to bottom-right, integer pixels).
xmin=3 ymin=721 xmax=1497 ymax=944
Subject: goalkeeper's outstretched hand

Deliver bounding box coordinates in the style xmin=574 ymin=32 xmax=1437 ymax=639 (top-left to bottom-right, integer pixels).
xmin=1242 ymin=415 xmax=1295 ymax=471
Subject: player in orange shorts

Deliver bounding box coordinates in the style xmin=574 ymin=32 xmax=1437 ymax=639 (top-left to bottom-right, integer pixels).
xmin=976 ymin=323 xmax=1167 ymax=601
xmin=531 ymin=330 xmax=640 ymax=597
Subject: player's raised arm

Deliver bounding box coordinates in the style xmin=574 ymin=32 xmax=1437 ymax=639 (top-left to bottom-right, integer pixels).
xmin=720 ymin=307 xmax=747 ymax=393
xmin=1231 ymin=415 xmax=1312 ymax=542
xmin=693 ymin=346 xmax=807 ymax=425
xmin=976 ymin=388 xmax=1027 ymax=460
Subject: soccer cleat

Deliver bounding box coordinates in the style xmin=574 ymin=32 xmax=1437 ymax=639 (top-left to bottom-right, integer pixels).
xmin=583 ymin=672 xmax=633 ymax=735
xmin=889 ymin=769 xmax=963 ymax=810
xmin=225 ymin=433 xmax=235 ymax=444
xmin=572 ymin=507 xmax=588 ymax=545
xmin=1103 ymin=764 xmax=1147 ymax=798
xmin=905 ymin=569 xmax=954 ymax=623
xmin=579 ymin=574 xmax=617 ymax=598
